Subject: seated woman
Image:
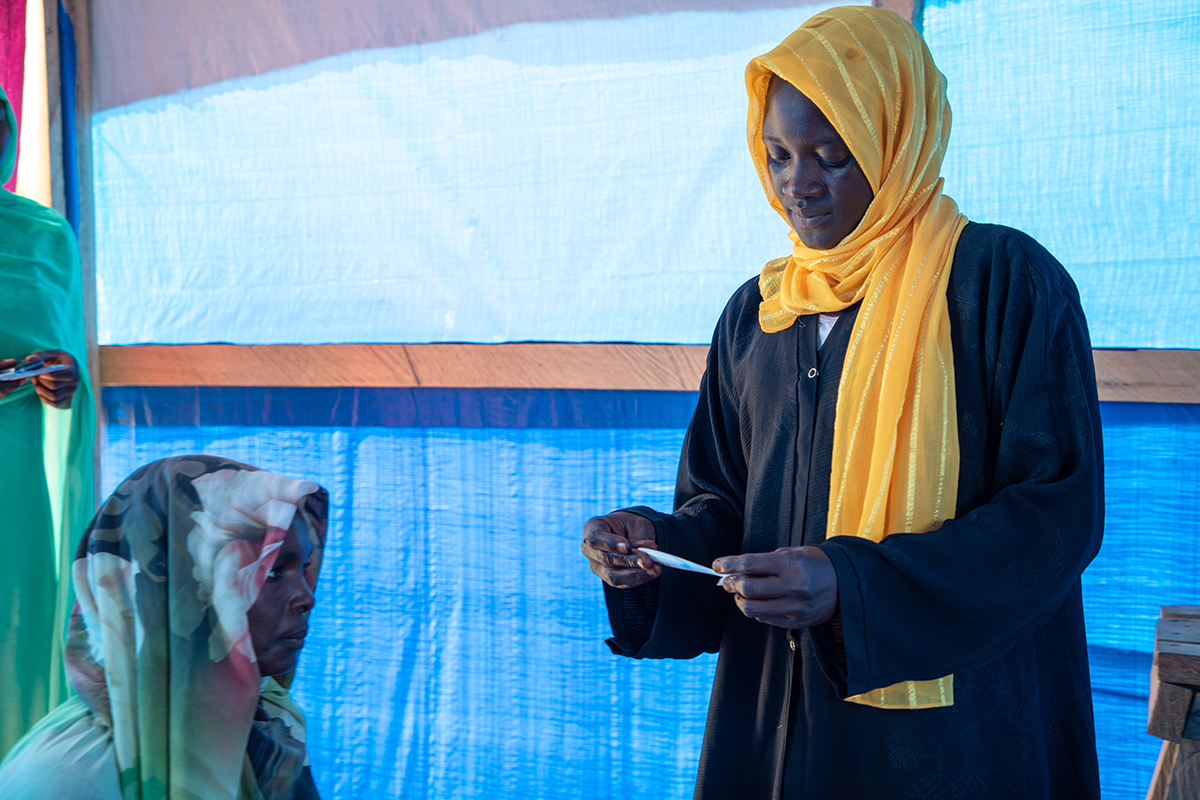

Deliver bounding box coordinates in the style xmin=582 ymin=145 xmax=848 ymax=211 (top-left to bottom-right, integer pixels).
xmin=0 ymin=454 xmax=328 ymax=800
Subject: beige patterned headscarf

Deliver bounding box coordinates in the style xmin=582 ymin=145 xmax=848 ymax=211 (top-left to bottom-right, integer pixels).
xmin=66 ymin=455 xmax=327 ymax=798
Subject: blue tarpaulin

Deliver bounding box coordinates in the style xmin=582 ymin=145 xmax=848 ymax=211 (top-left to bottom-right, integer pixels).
xmin=100 ymin=390 xmax=1200 ymax=798
xmin=86 ymin=0 xmax=1200 ymax=795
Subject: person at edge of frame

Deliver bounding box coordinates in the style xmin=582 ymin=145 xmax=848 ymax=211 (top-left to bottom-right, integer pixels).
xmin=0 ymin=80 xmax=94 ymax=760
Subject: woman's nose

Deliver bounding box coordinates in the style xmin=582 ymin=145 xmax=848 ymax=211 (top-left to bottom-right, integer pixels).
xmin=290 ymin=575 xmax=315 ymax=614
xmin=782 ymin=161 xmax=825 ymax=199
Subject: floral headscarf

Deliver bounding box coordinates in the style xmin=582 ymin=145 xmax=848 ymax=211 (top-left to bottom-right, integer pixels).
xmin=65 ymin=455 xmax=327 ymax=799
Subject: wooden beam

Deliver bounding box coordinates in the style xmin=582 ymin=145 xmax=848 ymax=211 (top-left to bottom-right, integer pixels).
xmin=98 ymin=343 xmax=1200 ymax=403
xmin=98 ymin=343 xmax=710 ymax=392
xmin=1093 ymin=349 xmax=1200 ymax=405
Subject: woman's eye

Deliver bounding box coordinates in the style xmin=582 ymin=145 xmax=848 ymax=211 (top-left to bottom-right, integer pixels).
xmin=267 ymin=565 xmax=285 ymax=580
xmin=819 ymin=155 xmax=854 ymax=169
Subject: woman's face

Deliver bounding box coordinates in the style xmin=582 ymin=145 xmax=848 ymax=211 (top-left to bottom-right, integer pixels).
xmin=247 ymin=521 xmax=316 ymax=676
xmin=762 ymin=77 xmax=874 ymax=250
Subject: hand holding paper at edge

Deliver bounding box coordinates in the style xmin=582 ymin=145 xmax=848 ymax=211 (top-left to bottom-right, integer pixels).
xmin=0 ymin=351 xmax=79 ymax=408
xmin=714 ymin=547 xmax=839 ymax=629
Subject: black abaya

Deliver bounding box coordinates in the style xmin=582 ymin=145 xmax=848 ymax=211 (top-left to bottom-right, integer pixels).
xmin=603 ymin=223 xmax=1104 ymax=799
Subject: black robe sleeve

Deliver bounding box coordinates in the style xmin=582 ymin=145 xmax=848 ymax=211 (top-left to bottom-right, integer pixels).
xmin=603 ymin=279 xmax=761 ymax=660
xmin=815 ymin=225 xmax=1105 ymax=697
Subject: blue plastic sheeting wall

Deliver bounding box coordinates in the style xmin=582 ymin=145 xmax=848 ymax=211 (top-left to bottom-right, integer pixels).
xmin=99 ymin=388 xmax=1200 ymax=799
xmin=924 ymin=0 xmax=1200 ymax=349
xmin=93 ymin=0 xmax=1197 ymax=349
xmin=1084 ymin=402 xmax=1200 ymax=799
xmin=101 ymin=387 xmax=714 ymax=799
xmin=92 ymin=5 xmax=859 ymax=347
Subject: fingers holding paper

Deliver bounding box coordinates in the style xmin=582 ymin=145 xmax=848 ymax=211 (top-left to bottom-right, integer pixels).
xmin=0 ymin=358 xmax=26 ymax=398
xmin=581 ymin=511 xmax=663 ymax=589
xmin=28 ymin=350 xmax=79 ymax=408
xmin=714 ymin=546 xmax=838 ymax=629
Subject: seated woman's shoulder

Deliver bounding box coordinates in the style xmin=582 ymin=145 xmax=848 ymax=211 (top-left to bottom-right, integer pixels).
xmin=0 ymin=698 xmax=120 ymax=800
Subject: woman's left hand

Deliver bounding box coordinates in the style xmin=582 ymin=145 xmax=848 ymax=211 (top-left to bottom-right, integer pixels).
xmin=28 ymin=349 xmax=80 ymax=408
xmin=714 ymin=546 xmax=839 ymax=629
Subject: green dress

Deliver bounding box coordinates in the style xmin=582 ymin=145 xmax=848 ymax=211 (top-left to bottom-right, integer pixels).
xmin=0 ymin=82 xmax=95 ymax=757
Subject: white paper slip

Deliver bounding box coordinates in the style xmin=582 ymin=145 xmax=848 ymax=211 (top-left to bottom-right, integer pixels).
xmin=0 ymin=363 xmax=68 ymax=380
xmin=637 ymin=547 xmax=723 ymax=578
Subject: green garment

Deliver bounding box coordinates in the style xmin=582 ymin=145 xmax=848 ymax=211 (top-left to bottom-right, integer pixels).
xmin=0 ymin=81 xmax=95 ymax=757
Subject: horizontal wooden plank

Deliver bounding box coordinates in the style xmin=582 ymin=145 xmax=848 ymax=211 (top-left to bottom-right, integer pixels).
xmin=1159 ymin=620 xmax=1200 ymax=646
xmin=1093 ymin=349 xmax=1200 ymax=404
xmin=1148 ymin=661 xmax=1194 ymax=743
xmin=1164 ymin=607 xmax=1200 ymax=621
xmin=98 ymin=344 xmax=1199 ymax=402
xmin=1157 ymin=642 xmax=1200 ymax=687
xmin=98 ymin=343 xmax=710 ymax=392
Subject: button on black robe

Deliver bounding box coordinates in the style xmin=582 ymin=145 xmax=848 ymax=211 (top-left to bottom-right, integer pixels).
xmin=603 ymin=223 xmax=1104 ymax=799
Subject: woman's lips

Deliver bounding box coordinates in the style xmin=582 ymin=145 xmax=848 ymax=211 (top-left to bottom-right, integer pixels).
xmin=793 ymin=210 xmax=831 ymax=228
xmin=277 ymin=627 xmax=308 ymax=649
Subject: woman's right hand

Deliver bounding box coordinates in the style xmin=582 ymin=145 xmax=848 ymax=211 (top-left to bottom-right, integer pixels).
xmin=581 ymin=511 xmax=663 ymax=589
xmin=0 ymin=358 xmax=27 ymax=398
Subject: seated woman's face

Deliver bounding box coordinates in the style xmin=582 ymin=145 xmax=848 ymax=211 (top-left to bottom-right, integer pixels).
xmin=761 ymin=77 xmax=874 ymax=250
xmin=247 ymin=522 xmax=316 ymax=676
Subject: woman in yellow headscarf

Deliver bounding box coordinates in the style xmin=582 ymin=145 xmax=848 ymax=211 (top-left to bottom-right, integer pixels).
xmin=582 ymin=6 xmax=1103 ymax=798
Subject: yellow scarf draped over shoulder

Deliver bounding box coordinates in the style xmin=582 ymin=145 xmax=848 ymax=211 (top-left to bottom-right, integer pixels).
xmin=746 ymin=7 xmax=966 ymax=710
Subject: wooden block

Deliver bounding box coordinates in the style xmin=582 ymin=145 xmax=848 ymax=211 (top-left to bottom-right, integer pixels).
xmin=1158 ymin=620 xmax=1200 ymax=646
xmin=1092 ymin=349 xmax=1200 ymax=404
xmin=1147 ymin=741 xmax=1173 ymax=800
xmin=1149 ymin=660 xmax=1195 ymax=743
xmin=1164 ymin=607 xmax=1200 ymax=621
xmin=1158 ymin=642 xmax=1200 ymax=687
xmin=1183 ymin=700 xmax=1200 ymax=740
xmin=1146 ymin=739 xmax=1200 ymax=800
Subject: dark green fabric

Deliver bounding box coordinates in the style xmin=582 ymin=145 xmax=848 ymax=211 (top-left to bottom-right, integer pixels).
xmin=0 ymin=80 xmax=95 ymax=759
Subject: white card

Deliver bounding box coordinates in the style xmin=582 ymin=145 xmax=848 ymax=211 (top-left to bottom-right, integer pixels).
xmin=0 ymin=363 xmax=68 ymax=381
xmin=637 ymin=547 xmax=730 ymax=581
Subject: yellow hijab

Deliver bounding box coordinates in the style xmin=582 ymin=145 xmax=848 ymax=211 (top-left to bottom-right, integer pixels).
xmin=746 ymin=7 xmax=966 ymax=709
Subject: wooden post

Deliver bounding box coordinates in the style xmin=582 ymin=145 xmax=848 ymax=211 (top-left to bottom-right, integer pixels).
xmin=41 ymin=0 xmax=63 ymax=216
xmin=37 ymin=0 xmax=98 ymax=503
